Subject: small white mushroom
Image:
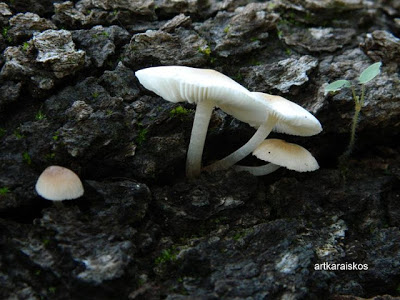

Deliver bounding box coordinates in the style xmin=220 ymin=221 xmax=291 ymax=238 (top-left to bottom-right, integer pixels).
xmin=135 ymin=66 xmax=267 ymax=178
xmin=35 ymin=166 xmax=84 ymax=201
xmin=206 ymin=92 xmax=322 ymax=172
xmin=235 ymin=139 xmax=320 ymax=176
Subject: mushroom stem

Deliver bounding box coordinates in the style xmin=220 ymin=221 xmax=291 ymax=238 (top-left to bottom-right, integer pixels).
xmin=205 ymin=115 xmax=278 ymax=172
xmin=234 ymin=163 xmax=281 ymax=176
xmin=186 ymin=99 xmax=215 ymax=178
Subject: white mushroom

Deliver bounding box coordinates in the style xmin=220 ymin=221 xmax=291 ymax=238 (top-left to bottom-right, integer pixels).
xmin=235 ymin=139 xmax=320 ymax=176
xmin=35 ymin=166 xmax=84 ymax=201
xmin=135 ymin=66 xmax=267 ymax=178
xmin=206 ymin=92 xmax=322 ymax=172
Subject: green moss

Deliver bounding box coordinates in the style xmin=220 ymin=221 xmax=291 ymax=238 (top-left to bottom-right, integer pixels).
xmin=52 ymin=131 xmax=59 ymax=141
xmin=13 ymin=130 xmax=24 ymax=139
xmin=0 ymin=128 xmax=6 ymax=138
xmin=22 ymin=42 xmax=30 ymax=51
xmin=0 ymin=187 xmax=10 ymax=195
xmin=92 ymin=91 xmax=100 ymax=99
xmin=155 ymin=248 xmax=177 ymax=265
xmin=22 ymin=152 xmax=32 ymax=165
xmin=304 ymin=12 xmax=313 ymax=22
xmin=136 ymin=127 xmax=148 ymax=146
xmin=213 ymin=216 xmax=229 ymax=224
xmin=35 ymin=110 xmax=46 ymax=121
xmin=232 ymin=227 xmax=254 ymax=241
xmin=198 ymin=45 xmax=212 ymax=57
xmin=92 ymin=31 xmax=110 ymax=39
xmin=233 ymin=72 xmax=243 ymax=82
xmin=278 ymin=12 xmax=302 ymax=27
xmin=1 ymin=26 xmax=12 ymax=43
xmin=45 ymin=153 xmax=56 ymax=160
xmin=170 ymin=105 xmax=192 ymax=119
xmin=249 ymin=59 xmax=262 ymax=66
xmin=233 ymin=231 xmax=245 ymax=241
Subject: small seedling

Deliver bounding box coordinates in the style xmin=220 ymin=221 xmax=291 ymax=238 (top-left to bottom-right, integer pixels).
xmin=325 ymin=62 xmax=382 ymax=161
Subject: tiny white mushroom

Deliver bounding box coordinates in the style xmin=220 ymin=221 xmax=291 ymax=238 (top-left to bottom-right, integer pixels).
xmin=206 ymin=92 xmax=322 ymax=172
xmin=135 ymin=66 xmax=267 ymax=178
xmin=235 ymin=139 xmax=320 ymax=176
xmin=35 ymin=166 xmax=84 ymax=201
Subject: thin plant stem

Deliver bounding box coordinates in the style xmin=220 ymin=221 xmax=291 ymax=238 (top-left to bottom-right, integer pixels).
xmin=343 ymin=84 xmax=364 ymax=158
xmin=351 ymin=86 xmax=358 ymax=104
xmin=360 ymin=83 xmax=365 ymax=105
xmin=346 ymin=101 xmax=361 ymax=156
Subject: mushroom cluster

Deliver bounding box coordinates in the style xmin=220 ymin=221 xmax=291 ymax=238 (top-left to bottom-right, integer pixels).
xmin=135 ymin=66 xmax=322 ymax=178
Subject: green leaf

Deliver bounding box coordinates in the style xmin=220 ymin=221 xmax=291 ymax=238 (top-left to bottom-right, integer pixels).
xmin=358 ymin=62 xmax=382 ymax=84
xmin=325 ymin=80 xmax=351 ymax=92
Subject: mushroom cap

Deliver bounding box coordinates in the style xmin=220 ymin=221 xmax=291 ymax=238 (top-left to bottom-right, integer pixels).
xmin=35 ymin=166 xmax=84 ymax=201
xmin=253 ymin=139 xmax=319 ymax=172
xmin=135 ymin=66 xmax=267 ymax=126
xmin=251 ymin=92 xmax=322 ymax=136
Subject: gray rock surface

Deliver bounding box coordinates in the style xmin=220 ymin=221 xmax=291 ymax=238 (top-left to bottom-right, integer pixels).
xmin=72 ymin=25 xmax=130 ymax=67
xmin=0 ymin=2 xmax=13 ymax=26
xmin=8 ymin=12 xmax=57 ymax=42
xmin=279 ymin=26 xmax=357 ymax=53
xmin=0 ymin=29 xmax=86 ymax=97
xmin=361 ymin=30 xmax=400 ymax=66
xmin=124 ymin=27 xmax=209 ymax=68
xmin=241 ymin=55 xmax=319 ymax=93
xmin=0 ymin=81 xmax=21 ymax=111
xmin=33 ymin=29 xmax=86 ymax=79
xmin=195 ymin=3 xmax=279 ymax=57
